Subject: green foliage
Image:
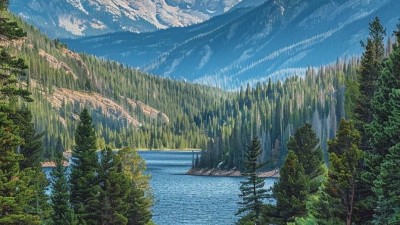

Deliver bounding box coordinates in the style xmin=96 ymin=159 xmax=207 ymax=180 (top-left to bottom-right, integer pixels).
xmin=117 ymin=147 xmax=153 ymax=225
xmin=325 ymin=120 xmax=363 ymax=225
xmin=98 ymin=147 xmax=130 ymax=224
xmin=50 ymin=153 xmax=76 ymax=225
xmin=372 ymin=144 xmax=400 ymax=224
xmin=69 ymin=109 xmax=101 ymax=224
xmin=236 ymin=137 xmax=268 ymax=224
xmin=368 ymin=23 xmax=400 ymax=224
xmin=356 ymin=17 xmax=385 ymax=125
xmin=0 ymin=6 xmax=45 ymax=224
xmin=287 ymin=123 xmax=323 ymax=192
xmin=273 ymin=150 xmax=309 ymax=223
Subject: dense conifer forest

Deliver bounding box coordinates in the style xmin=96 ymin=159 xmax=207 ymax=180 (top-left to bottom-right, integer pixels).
xmin=1 ymin=0 xmax=399 ymax=223
xmin=234 ymin=18 xmax=400 ymax=224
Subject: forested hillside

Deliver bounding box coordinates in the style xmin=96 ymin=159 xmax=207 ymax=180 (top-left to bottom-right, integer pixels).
xmin=5 ymin=14 xmax=232 ymax=159
xmin=194 ymin=60 xmax=355 ymax=171
xmin=234 ymin=18 xmax=400 ymax=225
xmin=6 ymin=12 xmax=357 ymax=164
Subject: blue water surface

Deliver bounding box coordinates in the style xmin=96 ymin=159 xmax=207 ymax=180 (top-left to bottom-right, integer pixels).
xmin=139 ymin=151 xmax=276 ymax=225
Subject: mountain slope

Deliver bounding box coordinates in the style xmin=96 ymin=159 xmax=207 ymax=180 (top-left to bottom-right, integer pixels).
xmin=5 ymin=14 xmax=231 ymax=156
xmin=9 ymin=0 xmax=243 ymax=38
xmin=65 ymin=0 xmax=399 ymax=88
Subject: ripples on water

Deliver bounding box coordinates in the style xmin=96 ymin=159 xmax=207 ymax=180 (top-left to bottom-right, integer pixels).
xmin=139 ymin=151 xmax=276 ymax=225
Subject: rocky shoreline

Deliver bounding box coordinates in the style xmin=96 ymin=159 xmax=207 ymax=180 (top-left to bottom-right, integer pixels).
xmin=187 ymin=168 xmax=279 ymax=178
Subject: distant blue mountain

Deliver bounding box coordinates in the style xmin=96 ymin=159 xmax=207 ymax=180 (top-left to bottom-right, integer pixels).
xmin=64 ymin=0 xmax=399 ymax=88
xmin=9 ymin=0 xmax=243 ymax=38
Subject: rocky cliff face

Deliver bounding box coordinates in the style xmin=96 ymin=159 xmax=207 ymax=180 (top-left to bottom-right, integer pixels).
xmin=10 ymin=0 xmax=242 ymax=38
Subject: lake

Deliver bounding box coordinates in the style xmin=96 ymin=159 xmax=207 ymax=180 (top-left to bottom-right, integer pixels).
xmin=139 ymin=151 xmax=276 ymax=225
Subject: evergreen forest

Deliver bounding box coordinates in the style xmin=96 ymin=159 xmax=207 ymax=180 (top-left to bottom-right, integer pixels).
xmin=1 ymin=0 xmax=399 ymax=224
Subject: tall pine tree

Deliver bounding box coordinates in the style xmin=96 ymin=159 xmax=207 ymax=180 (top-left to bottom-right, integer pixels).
xmin=236 ymin=137 xmax=268 ymax=224
xmin=50 ymin=153 xmax=76 ymax=225
xmin=98 ymin=147 xmax=130 ymax=225
xmin=355 ymin=17 xmax=386 ymax=224
xmin=287 ymin=123 xmax=323 ymax=193
xmin=370 ymin=23 xmax=400 ymax=224
xmin=326 ymin=120 xmax=363 ymax=225
xmin=70 ymin=109 xmax=101 ymax=224
xmin=0 ymin=2 xmax=42 ymax=223
xmin=273 ymin=150 xmax=309 ymax=223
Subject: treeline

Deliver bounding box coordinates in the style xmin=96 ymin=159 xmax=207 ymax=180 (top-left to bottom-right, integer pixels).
xmin=6 ymin=13 xmax=233 ymax=159
xmin=236 ymin=17 xmax=400 ymax=225
xmin=1 ymin=4 xmax=153 ymax=224
xmin=52 ymin=109 xmax=153 ymax=225
xmin=195 ymin=60 xmax=354 ymax=170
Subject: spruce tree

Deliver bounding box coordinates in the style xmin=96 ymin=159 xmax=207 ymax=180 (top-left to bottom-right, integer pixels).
xmin=287 ymin=123 xmax=323 ymax=193
xmin=118 ymin=148 xmax=153 ymax=225
xmin=326 ymin=119 xmax=363 ymax=225
xmin=55 ymin=137 xmax=64 ymax=156
xmin=70 ymin=109 xmax=101 ymax=224
xmin=0 ymin=2 xmax=42 ymax=223
xmin=369 ymin=23 xmax=400 ymax=224
xmin=98 ymin=147 xmax=130 ymax=225
xmin=372 ymin=144 xmax=400 ymax=224
xmin=355 ymin=16 xmax=385 ymax=125
xmin=273 ymin=150 xmax=309 ymax=223
xmin=50 ymin=153 xmax=76 ymax=225
xmin=355 ymin=17 xmax=386 ymax=224
xmin=236 ymin=137 xmax=268 ymax=224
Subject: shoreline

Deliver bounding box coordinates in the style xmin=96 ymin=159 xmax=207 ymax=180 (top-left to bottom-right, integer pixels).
xmin=137 ymin=148 xmax=201 ymax=152
xmin=187 ymin=168 xmax=280 ymax=178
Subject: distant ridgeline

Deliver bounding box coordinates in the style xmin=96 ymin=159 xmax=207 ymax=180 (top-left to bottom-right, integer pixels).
xmin=195 ymin=61 xmax=357 ymax=170
xmin=9 ymin=13 xmax=355 ymax=164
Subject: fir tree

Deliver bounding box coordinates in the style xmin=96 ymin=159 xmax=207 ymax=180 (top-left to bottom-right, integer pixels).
xmin=98 ymin=147 xmax=130 ymax=225
xmin=355 ymin=17 xmax=386 ymax=224
xmin=50 ymin=153 xmax=76 ymax=225
xmin=55 ymin=137 xmax=64 ymax=155
xmin=369 ymin=23 xmax=400 ymax=224
xmin=70 ymin=109 xmax=101 ymax=224
xmin=236 ymin=137 xmax=268 ymax=224
xmin=326 ymin=119 xmax=363 ymax=225
xmin=0 ymin=2 xmax=42 ymax=223
xmin=287 ymin=123 xmax=323 ymax=193
xmin=372 ymin=144 xmax=400 ymax=224
xmin=356 ymin=16 xmax=385 ymax=125
xmin=273 ymin=150 xmax=309 ymax=223
xmin=118 ymin=148 xmax=153 ymax=225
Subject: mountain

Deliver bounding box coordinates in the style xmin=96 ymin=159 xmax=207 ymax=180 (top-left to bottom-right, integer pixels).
xmin=7 ymin=9 xmax=351 ymax=169
xmin=64 ymin=0 xmax=399 ymax=88
xmin=9 ymin=0 xmax=243 ymax=38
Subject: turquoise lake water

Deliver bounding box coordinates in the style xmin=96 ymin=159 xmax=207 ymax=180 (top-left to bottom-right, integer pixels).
xmin=139 ymin=151 xmax=276 ymax=225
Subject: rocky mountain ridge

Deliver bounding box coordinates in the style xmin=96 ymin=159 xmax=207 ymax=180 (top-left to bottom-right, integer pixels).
xmin=9 ymin=0 xmax=244 ymax=37
xmin=65 ymin=0 xmax=399 ymax=88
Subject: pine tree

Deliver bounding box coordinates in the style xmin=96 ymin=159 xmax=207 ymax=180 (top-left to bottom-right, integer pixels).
xmin=273 ymin=150 xmax=309 ymax=223
xmin=355 ymin=16 xmax=385 ymax=125
xmin=236 ymin=137 xmax=268 ymax=224
xmin=354 ymin=17 xmax=386 ymax=224
xmin=118 ymin=147 xmax=153 ymax=225
xmin=55 ymin=137 xmax=64 ymax=155
xmin=0 ymin=2 xmax=41 ymax=223
xmin=287 ymin=123 xmax=323 ymax=193
xmin=0 ymin=113 xmax=41 ymax=224
xmin=326 ymin=119 xmax=363 ymax=225
xmin=369 ymin=23 xmax=400 ymax=224
xmin=372 ymin=144 xmax=400 ymax=224
xmin=50 ymin=153 xmax=76 ymax=225
xmin=70 ymin=109 xmax=101 ymax=224
xmin=98 ymin=147 xmax=130 ymax=225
